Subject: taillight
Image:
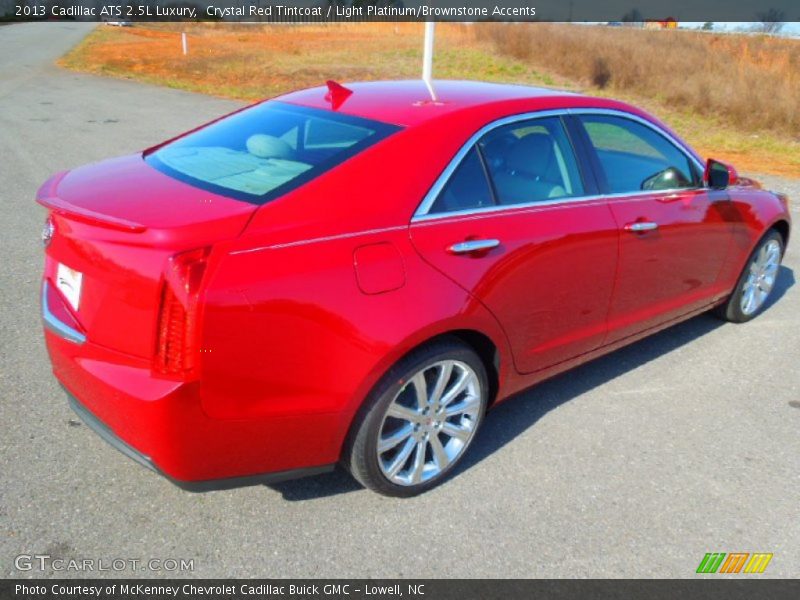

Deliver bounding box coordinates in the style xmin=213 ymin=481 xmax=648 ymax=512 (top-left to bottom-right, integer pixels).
xmin=155 ymin=247 xmax=210 ymax=376
xmin=42 ymin=215 xmax=54 ymax=248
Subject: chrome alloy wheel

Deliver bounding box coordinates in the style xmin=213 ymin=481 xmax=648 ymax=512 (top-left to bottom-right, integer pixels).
xmin=376 ymin=360 xmax=482 ymax=486
xmin=741 ymin=239 xmax=781 ymax=315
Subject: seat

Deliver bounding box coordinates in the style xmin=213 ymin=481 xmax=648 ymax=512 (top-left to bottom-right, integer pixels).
xmin=491 ymin=133 xmax=566 ymax=205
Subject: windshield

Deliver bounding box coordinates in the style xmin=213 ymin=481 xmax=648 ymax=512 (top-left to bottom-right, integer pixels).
xmin=146 ymin=102 xmax=400 ymax=204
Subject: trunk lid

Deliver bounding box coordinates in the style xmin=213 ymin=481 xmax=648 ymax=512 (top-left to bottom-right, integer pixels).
xmin=40 ymin=154 xmax=257 ymax=233
xmin=39 ymin=154 xmax=256 ymax=360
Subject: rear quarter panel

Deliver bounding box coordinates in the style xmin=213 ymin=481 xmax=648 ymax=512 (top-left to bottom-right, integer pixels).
xmin=198 ymin=228 xmax=514 ymax=465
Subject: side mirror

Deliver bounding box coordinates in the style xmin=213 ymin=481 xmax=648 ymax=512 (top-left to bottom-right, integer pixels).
xmin=704 ymin=159 xmax=738 ymax=190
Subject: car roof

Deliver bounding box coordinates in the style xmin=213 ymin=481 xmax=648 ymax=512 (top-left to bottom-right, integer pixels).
xmin=275 ymin=79 xmax=587 ymax=127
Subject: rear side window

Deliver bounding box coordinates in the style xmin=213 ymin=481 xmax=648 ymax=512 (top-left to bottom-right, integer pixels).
xmin=580 ymin=115 xmax=698 ymax=193
xmin=428 ymin=116 xmax=585 ymax=215
xmin=146 ymin=102 xmax=400 ymax=204
xmin=479 ymin=116 xmax=585 ymax=205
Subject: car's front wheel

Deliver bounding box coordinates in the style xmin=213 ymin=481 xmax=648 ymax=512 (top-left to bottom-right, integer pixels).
xmin=714 ymin=229 xmax=784 ymax=323
xmin=346 ymin=340 xmax=488 ymax=497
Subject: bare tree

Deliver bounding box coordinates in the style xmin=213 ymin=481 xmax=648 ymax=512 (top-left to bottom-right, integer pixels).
xmin=620 ymin=8 xmax=643 ymax=25
xmin=755 ymin=8 xmax=786 ymax=34
xmin=0 ymin=0 xmax=16 ymax=18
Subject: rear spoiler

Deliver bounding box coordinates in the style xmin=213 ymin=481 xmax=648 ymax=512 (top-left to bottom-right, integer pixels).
xmin=36 ymin=171 xmax=146 ymax=233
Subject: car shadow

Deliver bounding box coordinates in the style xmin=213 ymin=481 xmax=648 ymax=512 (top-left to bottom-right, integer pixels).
xmin=267 ymin=266 xmax=794 ymax=501
xmin=761 ymin=264 xmax=794 ymax=312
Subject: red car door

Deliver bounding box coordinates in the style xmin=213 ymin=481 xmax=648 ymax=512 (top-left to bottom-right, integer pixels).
xmin=575 ymin=113 xmax=732 ymax=343
xmin=410 ymin=114 xmax=618 ymax=374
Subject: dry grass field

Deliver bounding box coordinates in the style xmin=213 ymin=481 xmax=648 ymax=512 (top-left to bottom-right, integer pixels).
xmin=477 ymin=24 xmax=800 ymax=135
xmin=60 ymin=23 xmax=800 ymax=176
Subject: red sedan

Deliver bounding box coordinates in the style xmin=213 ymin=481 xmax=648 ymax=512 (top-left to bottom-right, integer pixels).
xmin=39 ymin=80 xmax=791 ymax=496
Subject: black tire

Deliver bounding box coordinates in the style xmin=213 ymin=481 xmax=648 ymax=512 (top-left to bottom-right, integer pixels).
xmin=713 ymin=229 xmax=784 ymax=323
xmin=345 ymin=339 xmax=489 ymax=497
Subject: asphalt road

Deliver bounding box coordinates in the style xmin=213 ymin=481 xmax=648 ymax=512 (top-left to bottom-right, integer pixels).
xmin=1 ymin=22 xmax=799 ymax=579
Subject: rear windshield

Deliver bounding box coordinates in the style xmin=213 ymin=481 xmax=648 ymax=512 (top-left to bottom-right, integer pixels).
xmin=145 ymin=102 xmax=400 ymax=204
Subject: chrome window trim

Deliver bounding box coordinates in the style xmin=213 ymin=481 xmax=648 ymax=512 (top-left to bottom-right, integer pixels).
xmin=412 ymin=193 xmax=608 ymax=223
xmin=42 ymin=281 xmax=86 ymax=344
xmin=412 ymin=108 xmax=706 ymax=223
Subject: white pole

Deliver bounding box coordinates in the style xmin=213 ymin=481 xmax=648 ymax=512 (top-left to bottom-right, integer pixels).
xmin=422 ymin=22 xmax=435 ymax=81
xmin=181 ymin=32 xmax=188 ymax=56
xmin=422 ymin=22 xmax=436 ymax=101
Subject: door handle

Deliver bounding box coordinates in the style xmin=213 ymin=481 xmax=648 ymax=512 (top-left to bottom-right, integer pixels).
xmin=624 ymin=221 xmax=659 ymax=233
xmin=448 ymin=239 xmax=500 ymax=254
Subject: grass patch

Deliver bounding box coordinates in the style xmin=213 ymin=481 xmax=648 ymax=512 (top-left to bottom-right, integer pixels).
xmin=60 ymin=23 xmax=800 ymax=177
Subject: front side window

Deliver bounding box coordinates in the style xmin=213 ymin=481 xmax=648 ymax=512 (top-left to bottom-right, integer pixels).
xmin=580 ymin=115 xmax=698 ymax=194
xmin=146 ymin=102 xmax=400 ymax=204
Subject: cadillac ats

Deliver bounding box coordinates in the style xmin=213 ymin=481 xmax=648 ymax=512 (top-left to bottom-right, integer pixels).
xmin=39 ymin=80 xmax=791 ymax=496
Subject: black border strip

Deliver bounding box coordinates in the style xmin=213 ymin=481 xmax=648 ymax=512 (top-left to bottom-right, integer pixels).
xmin=4 ymin=579 xmax=800 ymax=599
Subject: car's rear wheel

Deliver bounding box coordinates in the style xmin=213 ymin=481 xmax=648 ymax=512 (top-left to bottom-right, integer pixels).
xmin=714 ymin=229 xmax=784 ymax=323
xmin=346 ymin=340 xmax=488 ymax=497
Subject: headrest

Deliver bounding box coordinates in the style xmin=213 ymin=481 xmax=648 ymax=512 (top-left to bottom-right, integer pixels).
xmin=506 ymin=133 xmax=555 ymax=177
xmin=246 ymin=134 xmax=293 ymax=159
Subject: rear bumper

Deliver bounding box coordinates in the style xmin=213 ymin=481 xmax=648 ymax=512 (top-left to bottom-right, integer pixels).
xmin=42 ymin=278 xmax=341 ymax=489
xmin=66 ymin=388 xmax=158 ymax=474
xmin=66 ymin=388 xmax=334 ymax=492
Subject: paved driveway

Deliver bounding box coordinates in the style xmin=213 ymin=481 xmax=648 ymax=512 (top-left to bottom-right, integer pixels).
xmin=1 ymin=22 xmax=798 ymax=579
